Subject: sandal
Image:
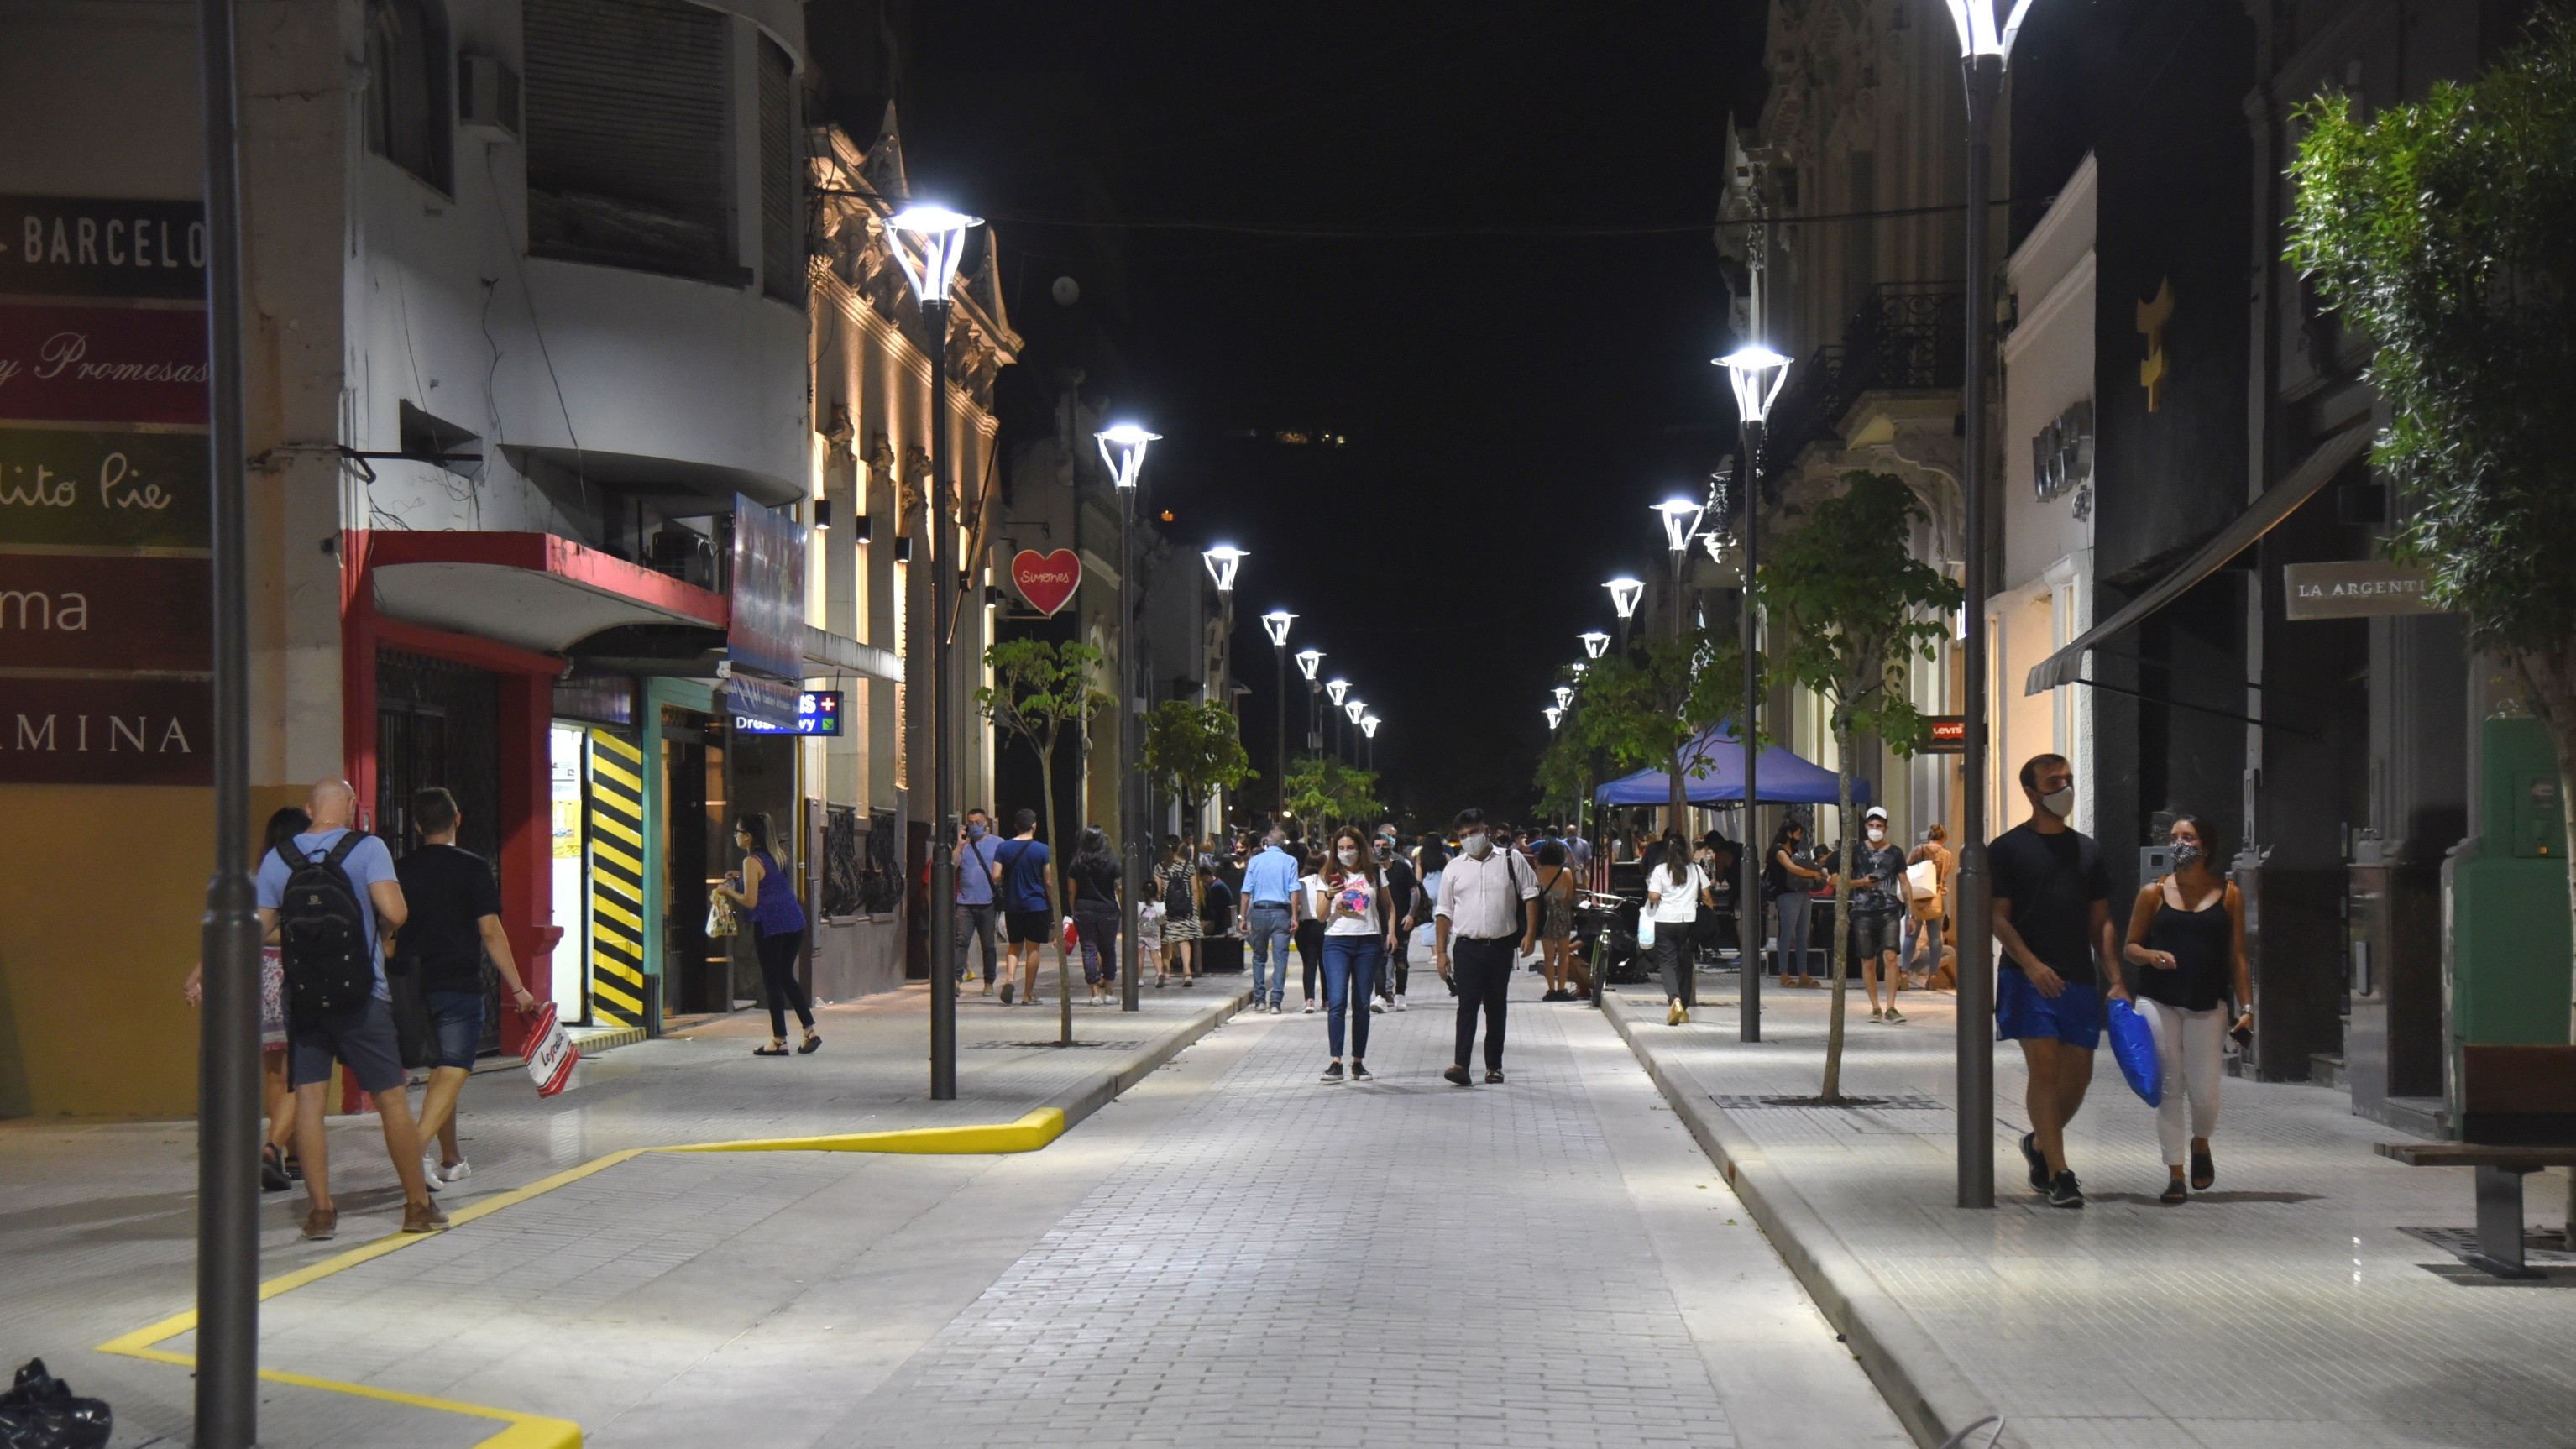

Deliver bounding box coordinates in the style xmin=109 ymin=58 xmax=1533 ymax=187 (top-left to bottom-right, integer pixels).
xmin=2190 ymin=1146 xmax=2214 ymax=1190
xmin=798 ymin=1033 xmax=822 ymax=1054
xmin=753 ymin=1043 xmax=790 ymax=1057
xmin=2160 ymin=1177 xmax=2188 ymax=1206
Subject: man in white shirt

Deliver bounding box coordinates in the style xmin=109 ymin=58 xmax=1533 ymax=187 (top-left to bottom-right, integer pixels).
xmin=1432 ymin=808 xmax=1538 ymax=1086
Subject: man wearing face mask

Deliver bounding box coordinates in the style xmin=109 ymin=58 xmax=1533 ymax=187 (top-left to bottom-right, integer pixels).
xmin=1371 ymin=834 xmax=1421 ymax=1012
xmin=1432 ymin=808 xmax=1539 ymax=1086
xmin=1850 ymin=807 xmax=1911 ymax=1024
xmin=954 ymin=808 xmax=1003 ymax=994
xmin=1987 ymin=753 xmax=2122 ymax=1208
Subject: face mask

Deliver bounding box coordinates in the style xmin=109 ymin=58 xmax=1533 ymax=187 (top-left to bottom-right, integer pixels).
xmin=1462 ymin=833 xmax=1491 ymax=859
xmin=967 ymin=824 xmax=986 ymax=840
xmin=2041 ymin=787 xmax=2076 ymax=819
xmin=2170 ymin=841 xmax=2205 ymax=871
xmin=1338 ymin=847 xmax=1361 ymax=866
xmin=1866 ymin=826 xmax=1886 ymax=844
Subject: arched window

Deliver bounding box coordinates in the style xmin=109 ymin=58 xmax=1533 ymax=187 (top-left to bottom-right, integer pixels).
xmin=365 ymin=0 xmax=449 ymax=191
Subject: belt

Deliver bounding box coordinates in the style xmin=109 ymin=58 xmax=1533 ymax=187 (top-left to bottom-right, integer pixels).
xmin=1249 ymin=899 xmax=1292 ymax=908
xmin=1453 ymin=933 xmax=1516 ymax=943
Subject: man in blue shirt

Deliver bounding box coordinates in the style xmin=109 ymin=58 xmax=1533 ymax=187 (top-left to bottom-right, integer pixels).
xmin=1239 ymin=827 xmax=1301 ymax=1012
xmin=992 ymin=808 xmax=1054 ymax=1005
xmin=954 ymin=807 xmax=1003 ymax=993
xmin=254 ymin=778 xmax=442 ymax=1240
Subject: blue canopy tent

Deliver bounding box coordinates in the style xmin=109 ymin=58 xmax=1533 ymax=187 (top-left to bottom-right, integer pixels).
xmin=1591 ymin=725 xmax=1869 ymax=808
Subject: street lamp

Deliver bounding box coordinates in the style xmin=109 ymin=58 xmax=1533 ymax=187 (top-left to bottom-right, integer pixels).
xmin=1360 ymin=712 xmax=1380 ymax=773
xmin=1345 ymin=698 xmax=1366 ymax=725
xmin=1719 ymin=342 xmax=1792 ymax=1047
xmin=1940 ymin=0 xmax=2039 ymax=1211
xmin=1296 ymin=646 xmax=1324 ymax=765
xmin=1202 ymin=544 xmax=1246 ymax=593
xmin=1605 ymin=577 xmax=1644 ymax=654
xmin=1097 ymin=422 xmax=1158 ymax=1014
xmin=1656 ymin=496 xmax=1704 ymax=646
xmin=1553 ymin=685 xmax=1574 ymax=710
xmin=890 ymin=201 xmax=985 ymax=1099
xmin=1544 ymin=705 xmax=1564 ymax=730
xmin=1262 ymin=610 xmax=1295 ymax=817
xmin=1580 ymin=630 xmax=1611 ymax=661
xmin=1325 ymin=677 xmax=1350 ymax=761
xmin=1201 ymin=546 xmax=1246 ymax=830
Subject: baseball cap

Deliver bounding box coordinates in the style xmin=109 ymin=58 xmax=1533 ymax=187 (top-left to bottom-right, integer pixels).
xmin=1863 ymin=806 xmax=1889 ymax=823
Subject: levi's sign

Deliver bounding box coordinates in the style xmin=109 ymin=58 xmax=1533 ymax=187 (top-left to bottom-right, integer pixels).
xmin=1922 ymin=715 xmax=1967 ymax=755
xmin=2283 ymin=561 xmax=2444 ymax=620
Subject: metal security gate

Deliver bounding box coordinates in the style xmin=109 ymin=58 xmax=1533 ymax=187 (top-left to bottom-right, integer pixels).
xmin=585 ymin=730 xmax=650 ymax=1028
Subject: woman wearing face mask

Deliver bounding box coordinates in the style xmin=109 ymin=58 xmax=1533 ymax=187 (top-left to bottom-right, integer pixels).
xmin=1643 ymin=831 xmax=1713 ymax=1025
xmin=2120 ymin=813 xmax=2252 ymax=1203
xmin=1764 ymin=819 xmax=1828 ymax=987
xmin=1317 ymin=828 xmax=1395 ymax=1082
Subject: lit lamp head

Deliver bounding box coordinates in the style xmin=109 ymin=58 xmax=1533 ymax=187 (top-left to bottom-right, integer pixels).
xmin=1544 ymin=705 xmax=1564 ymax=731
xmin=1579 ymin=630 xmax=1611 ymax=660
xmin=1296 ymin=648 xmax=1323 ymax=682
xmin=1605 ymin=578 xmax=1645 ymax=621
xmin=1202 ymin=544 xmax=1247 ymax=593
xmin=1553 ymin=685 xmax=1574 ymax=709
xmin=1655 ymin=496 xmax=1706 ymax=554
xmin=884 ymin=204 xmax=984 ymax=305
xmin=1568 ymin=660 xmax=1589 ymax=677
xmin=1344 ymin=698 xmax=1366 ymax=724
xmin=1326 ymin=677 xmax=1349 ymax=708
xmin=1714 ymin=344 xmax=1793 ymax=426
xmin=1942 ymin=0 xmax=2039 ymax=59
xmin=1261 ymin=609 xmax=1296 ymax=648
xmin=1360 ymin=714 xmax=1380 ymax=740
xmin=1094 ymin=424 xmax=1160 ymax=489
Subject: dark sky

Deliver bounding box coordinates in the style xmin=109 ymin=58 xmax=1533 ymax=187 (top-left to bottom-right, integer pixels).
xmin=907 ymin=2 xmax=1767 ymax=824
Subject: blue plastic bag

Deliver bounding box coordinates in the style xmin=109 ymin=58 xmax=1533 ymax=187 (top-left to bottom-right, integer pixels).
xmin=2105 ymin=997 xmax=2162 ymax=1106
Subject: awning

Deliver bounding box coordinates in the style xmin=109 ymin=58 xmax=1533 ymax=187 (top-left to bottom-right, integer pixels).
xmin=804 ymin=624 xmax=903 ymax=683
xmin=2024 ymin=416 xmax=2374 ymax=694
xmin=369 ymin=531 xmax=729 ymax=656
xmin=1594 ymin=725 xmax=1870 ymax=808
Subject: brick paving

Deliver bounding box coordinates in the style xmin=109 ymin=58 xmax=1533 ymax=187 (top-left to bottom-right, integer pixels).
xmin=1606 ymin=980 xmax=2576 ymax=1449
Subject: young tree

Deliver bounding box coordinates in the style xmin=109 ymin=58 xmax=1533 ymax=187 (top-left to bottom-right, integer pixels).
xmin=1144 ymin=699 xmax=1257 ymax=843
xmin=1763 ymin=471 xmax=1963 ymax=1101
xmin=1565 ymin=625 xmax=1756 ymax=829
xmin=1282 ymin=755 xmax=1379 ymax=836
xmin=976 ymin=638 xmax=1111 ymax=1044
xmin=2288 ymin=18 xmax=2576 ymax=1038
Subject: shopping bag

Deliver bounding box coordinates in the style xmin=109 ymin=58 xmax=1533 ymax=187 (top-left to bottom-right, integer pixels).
xmin=521 ymin=1001 xmax=579 ymax=1098
xmin=704 ymin=893 xmax=738 ymax=939
xmin=1905 ymin=858 xmax=1940 ymax=902
xmin=2105 ymin=997 xmax=2162 ymax=1106
xmin=1060 ymin=915 xmax=1078 ymax=952
xmin=1636 ymin=913 xmax=1657 ymax=949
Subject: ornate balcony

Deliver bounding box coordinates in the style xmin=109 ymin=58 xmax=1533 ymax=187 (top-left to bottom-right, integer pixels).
xmin=1760 ymin=283 xmax=1966 ymax=482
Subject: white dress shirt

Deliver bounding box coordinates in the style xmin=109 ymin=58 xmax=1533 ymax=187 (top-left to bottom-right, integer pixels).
xmin=1435 ymin=849 xmax=1537 ymax=939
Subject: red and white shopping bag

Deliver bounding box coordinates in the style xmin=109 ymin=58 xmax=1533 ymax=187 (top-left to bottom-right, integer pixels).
xmin=521 ymin=1002 xmax=579 ymax=1098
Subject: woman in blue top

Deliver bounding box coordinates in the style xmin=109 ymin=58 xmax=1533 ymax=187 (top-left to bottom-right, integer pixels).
xmin=716 ymin=813 xmax=818 ymax=1056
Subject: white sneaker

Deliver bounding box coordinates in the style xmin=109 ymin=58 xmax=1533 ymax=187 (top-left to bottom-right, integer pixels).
xmin=1394 ymin=997 xmax=1409 ymax=1012
xmin=421 ymin=1156 xmax=445 ymax=1191
xmin=1369 ymin=1000 xmax=1387 ymax=1014
xmin=1301 ymin=1000 xmax=1317 ymax=1014
xmin=437 ymin=1159 xmax=469 ymax=1184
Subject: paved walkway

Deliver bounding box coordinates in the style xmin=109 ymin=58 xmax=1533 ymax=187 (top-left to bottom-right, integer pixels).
xmin=11 ymin=972 xmax=1911 ymax=1448
xmin=1605 ymin=978 xmax=2576 ymax=1449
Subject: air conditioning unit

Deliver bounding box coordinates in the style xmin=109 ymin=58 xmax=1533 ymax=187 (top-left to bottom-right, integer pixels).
xmin=458 ymin=55 xmax=521 ymax=140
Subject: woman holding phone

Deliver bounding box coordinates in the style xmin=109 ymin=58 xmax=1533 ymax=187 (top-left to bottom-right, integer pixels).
xmin=1315 ymin=827 xmax=1396 ymax=1083
xmin=2120 ymin=813 xmax=2253 ymax=1204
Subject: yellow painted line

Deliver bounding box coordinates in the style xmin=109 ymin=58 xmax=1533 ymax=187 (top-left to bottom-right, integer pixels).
xmin=589 ymin=812 xmax=643 ymax=850
xmin=94 ymin=1106 xmax=1071 ymax=1445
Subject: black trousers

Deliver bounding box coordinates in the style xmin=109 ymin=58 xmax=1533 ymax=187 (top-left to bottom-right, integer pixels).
xmin=1450 ymin=936 xmax=1514 ymax=1070
xmin=1299 ymin=919 xmax=1327 ymax=1000
xmin=754 ymin=925 xmax=814 ymax=1038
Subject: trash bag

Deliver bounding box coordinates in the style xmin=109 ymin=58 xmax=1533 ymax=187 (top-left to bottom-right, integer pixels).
xmin=0 ymin=1358 xmax=112 ymax=1449
xmin=2105 ymin=997 xmax=2163 ymax=1107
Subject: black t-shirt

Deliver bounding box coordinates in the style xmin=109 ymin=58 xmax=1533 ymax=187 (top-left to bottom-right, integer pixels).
xmin=393 ymin=844 xmax=503 ymax=992
xmin=1987 ymin=824 xmax=2110 ymax=985
xmin=1070 ymin=855 xmax=1122 ymax=907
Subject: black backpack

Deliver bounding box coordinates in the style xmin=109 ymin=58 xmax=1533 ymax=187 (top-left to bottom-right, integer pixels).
xmin=278 ymin=832 xmax=376 ymax=1022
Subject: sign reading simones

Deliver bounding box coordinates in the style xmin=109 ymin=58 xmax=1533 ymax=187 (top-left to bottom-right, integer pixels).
xmin=1009 ymin=548 xmax=1081 ymax=616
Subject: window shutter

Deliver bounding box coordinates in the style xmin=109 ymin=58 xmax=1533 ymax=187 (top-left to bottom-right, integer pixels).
xmin=523 ymin=0 xmax=736 ymax=284
xmin=757 ymin=36 xmax=804 ymax=306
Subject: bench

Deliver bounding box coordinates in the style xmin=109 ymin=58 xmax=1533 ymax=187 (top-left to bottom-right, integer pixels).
xmin=2378 ymin=1044 xmax=2576 ymax=1277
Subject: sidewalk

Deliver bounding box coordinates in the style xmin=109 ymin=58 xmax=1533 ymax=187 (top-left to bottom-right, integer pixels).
xmin=0 ymin=977 xmax=1247 ymax=1449
xmin=1604 ymin=978 xmax=2576 ymax=1449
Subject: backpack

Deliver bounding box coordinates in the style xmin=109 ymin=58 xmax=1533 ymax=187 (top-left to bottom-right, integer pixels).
xmin=277 ymin=832 xmax=376 ymax=1022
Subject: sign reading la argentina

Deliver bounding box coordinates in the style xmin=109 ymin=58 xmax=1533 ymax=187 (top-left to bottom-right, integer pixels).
xmin=2283 ymin=560 xmax=2446 ymax=620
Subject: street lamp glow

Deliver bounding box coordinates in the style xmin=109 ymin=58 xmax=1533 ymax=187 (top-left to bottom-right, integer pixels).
xmin=1544 ymin=705 xmax=1564 ymax=730
xmin=1943 ymin=0 xmax=2039 ymax=58
xmin=1326 ymin=677 xmax=1350 ymax=708
xmin=1344 ymin=698 xmax=1366 ymax=724
xmin=1094 ymin=424 xmax=1159 ymax=489
xmin=1715 ymin=344 xmax=1793 ymax=425
xmin=1568 ymin=660 xmax=1589 ymax=676
xmin=1360 ymin=714 xmax=1380 ymax=739
xmin=884 ymin=204 xmax=983 ymax=305
xmin=1261 ymin=609 xmax=1296 ymax=647
xmin=1655 ymin=496 xmax=1706 ymax=553
xmin=1579 ymin=630 xmax=1611 ymax=659
xmin=1606 ymin=578 xmax=1644 ymax=620
xmin=1553 ymin=685 xmax=1573 ymax=709
xmin=1296 ymin=647 xmax=1323 ymax=681
xmin=1202 ymin=544 xmax=1247 ymax=592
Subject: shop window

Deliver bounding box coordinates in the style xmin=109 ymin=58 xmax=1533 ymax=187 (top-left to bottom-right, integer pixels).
xmin=364 ymin=0 xmax=452 ymax=191
xmin=524 ymin=0 xmax=737 ymax=285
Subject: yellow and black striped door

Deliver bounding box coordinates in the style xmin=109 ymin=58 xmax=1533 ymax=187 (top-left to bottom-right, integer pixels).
xmin=586 ymin=732 xmax=650 ymax=1028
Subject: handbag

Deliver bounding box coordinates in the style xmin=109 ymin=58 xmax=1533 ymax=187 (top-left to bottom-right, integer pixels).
xmin=521 ymin=1001 xmax=579 ymax=1097
xmin=1636 ymin=913 xmax=1657 ymax=949
xmin=704 ymin=892 xmax=738 ymax=939
xmin=1905 ymin=857 xmax=1940 ymax=902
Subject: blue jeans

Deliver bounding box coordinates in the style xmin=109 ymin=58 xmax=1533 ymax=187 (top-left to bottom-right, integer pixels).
xmin=1245 ymin=902 xmax=1294 ymax=1005
xmin=1321 ymin=934 xmax=1383 ymax=1059
xmin=1772 ymin=892 xmax=1813 ymax=976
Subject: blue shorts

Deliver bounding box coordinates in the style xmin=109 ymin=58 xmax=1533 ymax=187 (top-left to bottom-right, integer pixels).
xmin=424 ymin=988 xmax=485 ymax=1070
xmin=1995 ymin=970 xmax=2102 ymax=1048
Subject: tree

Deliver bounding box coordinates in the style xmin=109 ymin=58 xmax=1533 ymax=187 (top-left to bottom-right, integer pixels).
xmin=1283 ymin=755 xmax=1380 ymax=837
xmin=976 ymin=637 xmax=1111 ymax=1044
xmin=1143 ymin=699 xmax=1257 ymax=842
xmin=2287 ymin=18 xmax=2576 ymax=1038
xmin=1564 ymin=625 xmax=1756 ymax=829
xmin=1762 ymin=471 xmax=1963 ymax=1101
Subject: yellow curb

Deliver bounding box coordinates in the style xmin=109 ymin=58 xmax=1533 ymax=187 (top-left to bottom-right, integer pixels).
xmin=96 ymin=1110 xmax=1070 ymax=1446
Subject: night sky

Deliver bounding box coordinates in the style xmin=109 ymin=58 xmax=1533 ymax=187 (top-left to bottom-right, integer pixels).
xmin=908 ymin=2 xmax=1768 ymax=824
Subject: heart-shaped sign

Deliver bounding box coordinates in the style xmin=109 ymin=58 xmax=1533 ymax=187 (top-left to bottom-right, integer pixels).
xmin=1010 ymin=548 xmax=1082 ymax=616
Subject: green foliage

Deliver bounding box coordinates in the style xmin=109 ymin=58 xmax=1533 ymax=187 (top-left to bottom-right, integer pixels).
xmin=1532 ymin=724 xmax=1594 ymax=822
xmin=976 ymin=639 xmax=1113 ymax=759
xmin=1143 ymin=699 xmax=1257 ymax=817
xmin=1760 ymin=472 xmax=1961 ymax=756
xmin=1282 ymin=755 xmax=1380 ymax=830
xmin=2286 ymin=17 xmax=2576 ymax=701
xmin=1560 ymin=625 xmax=1759 ymax=821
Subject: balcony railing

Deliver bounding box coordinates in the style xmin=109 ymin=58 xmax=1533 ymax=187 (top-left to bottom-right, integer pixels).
xmin=1760 ymin=283 xmax=1966 ymax=481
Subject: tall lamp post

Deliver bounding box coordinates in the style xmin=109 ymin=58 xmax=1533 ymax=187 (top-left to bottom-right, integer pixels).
xmin=1605 ymin=578 xmax=1644 ymax=655
xmin=1097 ymin=423 xmax=1158 ymax=1013
xmin=1654 ymin=498 xmax=1706 ymax=645
xmin=1262 ymin=610 xmax=1296 ymax=819
xmin=1360 ymin=714 xmax=1380 ymax=773
xmin=889 ymin=202 xmax=984 ymax=1099
xmin=1343 ymin=698 xmax=1366 ymax=769
xmin=1326 ymin=677 xmax=1350 ymax=761
xmin=1942 ymin=0 xmax=2035 ymax=1211
xmin=1579 ymin=630 xmax=1611 ymax=662
xmin=1295 ymin=648 xmax=1323 ymax=786
xmin=1202 ymin=545 xmax=1245 ymax=833
xmin=1719 ymin=343 xmax=1791 ymax=1044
